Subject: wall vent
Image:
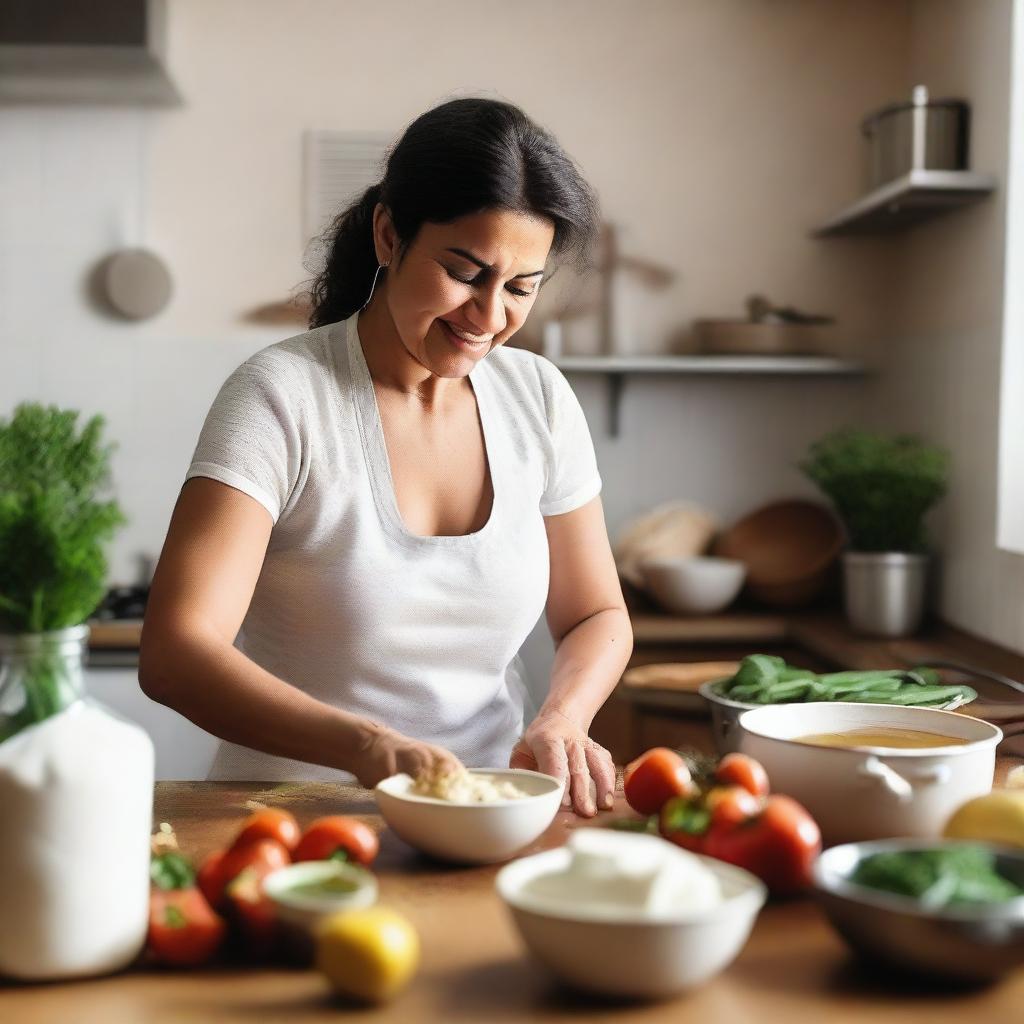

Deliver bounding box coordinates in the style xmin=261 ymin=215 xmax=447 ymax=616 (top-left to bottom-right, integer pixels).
xmin=302 ymin=131 xmax=391 ymax=244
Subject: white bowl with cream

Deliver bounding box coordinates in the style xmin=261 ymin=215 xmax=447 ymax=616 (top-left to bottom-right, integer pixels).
xmin=739 ymin=703 xmax=1001 ymax=845
xmin=375 ymin=768 xmax=564 ymax=865
xmin=496 ymin=829 xmax=766 ymax=999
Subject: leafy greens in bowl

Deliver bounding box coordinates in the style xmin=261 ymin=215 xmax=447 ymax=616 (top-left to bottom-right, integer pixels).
xmin=813 ymin=839 xmax=1024 ymax=982
xmin=712 ymin=654 xmax=977 ymax=710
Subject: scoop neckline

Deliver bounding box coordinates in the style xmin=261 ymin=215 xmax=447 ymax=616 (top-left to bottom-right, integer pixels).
xmin=342 ymin=315 xmax=501 ymax=547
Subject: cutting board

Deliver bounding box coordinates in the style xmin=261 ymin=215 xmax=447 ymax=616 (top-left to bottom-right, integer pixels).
xmin=622 ymin=661 xmax=740 ymax=692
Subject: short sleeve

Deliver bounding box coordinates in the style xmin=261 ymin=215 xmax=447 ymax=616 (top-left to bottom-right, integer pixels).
xmin=536 ymin=359 xmax=603 ymax=517
xmin=183 ymin=358 xmax=303 ymax=523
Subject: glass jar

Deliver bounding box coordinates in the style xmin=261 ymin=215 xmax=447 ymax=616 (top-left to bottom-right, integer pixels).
xmin=0 ymin=624 xmax=155 ymax=980
xmin=0 ymin=625 xmax=89 ymax=742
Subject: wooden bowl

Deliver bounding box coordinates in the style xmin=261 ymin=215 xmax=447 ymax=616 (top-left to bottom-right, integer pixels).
xmin=711 ymin=499 xmax=843 ymax=608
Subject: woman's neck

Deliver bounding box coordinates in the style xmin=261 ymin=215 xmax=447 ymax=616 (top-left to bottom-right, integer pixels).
xmin=356 ymin=292 xmax=466 ymax=410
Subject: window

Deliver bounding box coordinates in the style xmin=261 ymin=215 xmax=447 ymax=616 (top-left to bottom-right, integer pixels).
xmin=998 ymin=0 xmax=1024 ymax=553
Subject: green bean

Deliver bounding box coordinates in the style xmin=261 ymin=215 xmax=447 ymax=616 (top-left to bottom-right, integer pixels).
xmin=905 ymin=667 xmax=941 ymax=687
xmin=725 ymin=684 xmax=765 ymax=703
xmin=852 ymin=686 xmax=967 ymax=706
xmin=763 ymin=680 xmax=812 ymax=703
xmin=827 ymin=677 xmax=904 ymax=697
xmin=778 ymin=668 xmax=816 ymax=683
xmin=817 ymin=670 xmax=906 ymax=686
xmin=732 ymin=654 xmax=785 ymax=690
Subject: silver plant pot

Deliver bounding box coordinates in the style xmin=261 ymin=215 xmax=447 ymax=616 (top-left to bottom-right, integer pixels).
xmin=843 ymin=551 xmax=929 ymax=637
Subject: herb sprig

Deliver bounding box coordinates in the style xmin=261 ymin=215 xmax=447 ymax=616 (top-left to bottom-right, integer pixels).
xmin=0 ymin=403 xmax=125 ymax=633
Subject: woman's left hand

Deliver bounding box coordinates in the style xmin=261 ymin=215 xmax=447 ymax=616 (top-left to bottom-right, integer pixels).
xmin=509 ymin=707 xmax=616 ymax=817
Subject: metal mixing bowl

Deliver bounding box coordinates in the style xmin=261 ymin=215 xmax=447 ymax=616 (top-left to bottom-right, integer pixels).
xmin=813 ymin=838 xmax=1024 ymax=983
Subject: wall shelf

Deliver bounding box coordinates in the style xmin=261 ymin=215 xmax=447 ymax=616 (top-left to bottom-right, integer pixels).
xmin=556 ymin=354 xmax=869 ymax=436
xmin=813 ymin=169 xmax=997 ymax=237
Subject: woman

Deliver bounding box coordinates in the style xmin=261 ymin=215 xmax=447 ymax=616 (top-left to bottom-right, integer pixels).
xmin=139 ymin=98 xmax=632 ymax=817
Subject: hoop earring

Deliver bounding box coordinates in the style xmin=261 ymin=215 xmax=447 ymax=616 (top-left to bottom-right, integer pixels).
xmin=362 ymin=260 xmax=390 ymax=310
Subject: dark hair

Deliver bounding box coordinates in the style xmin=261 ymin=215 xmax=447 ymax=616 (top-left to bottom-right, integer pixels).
xmin=307 ymin=97 xmax=600 ymax=328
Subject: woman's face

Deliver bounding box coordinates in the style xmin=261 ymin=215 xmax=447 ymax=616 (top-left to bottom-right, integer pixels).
xmin=373 ymin=207 xmax=555 ymax=378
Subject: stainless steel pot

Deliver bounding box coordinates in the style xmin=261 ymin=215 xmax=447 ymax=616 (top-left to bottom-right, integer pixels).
xmin=862 ymin=84 xmax=969 ymax=189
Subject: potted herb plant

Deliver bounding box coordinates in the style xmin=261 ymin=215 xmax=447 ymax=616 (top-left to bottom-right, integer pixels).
xmin=0 ymin=403 xmax=155 ymax=981
xmin=801 ymin=428 xmax=949 ymax=637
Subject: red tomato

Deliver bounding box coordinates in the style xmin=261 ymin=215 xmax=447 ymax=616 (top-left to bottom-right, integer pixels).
xmin=705 ymin=785 xmax=761 ymax=828
xmin=293 ymin=816 xmax=379 ymax=866
xmin=658 ymin=795 xmax=711 ymax=853
xmin=148 ymin=887 xmax=226 ymax=967
xmin=715 ymin=753 xmax=770 ymax=799
xmin=225 ymin=865 xmax=279 ymax=960
xmin=199 ymin=838 xmax=290 ymax=910
xmin=624 ymin=748 xmax=696 ymax=816
xmin=703 ymin=794 xmax=821 ymax=896
xmin=231 ymin=808 xmax=301 ymax=854
xmin=197 ymin=848 xmax=228 ymax=910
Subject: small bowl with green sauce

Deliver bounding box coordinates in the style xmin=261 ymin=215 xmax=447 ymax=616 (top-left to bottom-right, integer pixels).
xmin=264 ymin=860 xmax=378 ymax=963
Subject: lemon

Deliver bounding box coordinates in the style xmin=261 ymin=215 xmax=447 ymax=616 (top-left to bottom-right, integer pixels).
xmin=315 ymin=906 xmax=419 ymax=1003
xmin=943 ymin=789 xmax=1024 ymax=848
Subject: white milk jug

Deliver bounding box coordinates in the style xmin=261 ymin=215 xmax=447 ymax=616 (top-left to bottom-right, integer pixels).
xmin=0 ymin=627 xmax=154 ymax=980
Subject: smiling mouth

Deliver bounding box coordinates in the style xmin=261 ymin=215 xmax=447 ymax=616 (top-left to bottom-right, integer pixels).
xmin=441 ymin=320 xmax=493 ymax=348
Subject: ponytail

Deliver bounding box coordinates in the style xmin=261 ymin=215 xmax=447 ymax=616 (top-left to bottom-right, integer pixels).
xmin=308 ymin=183 xmax=384 ymax=328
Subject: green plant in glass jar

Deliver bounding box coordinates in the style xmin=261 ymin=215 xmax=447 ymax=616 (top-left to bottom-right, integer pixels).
xmin=0 ymin=403 xmax=125 ymax=741
xmin=801 ymin=428 xmax=949 ymax=637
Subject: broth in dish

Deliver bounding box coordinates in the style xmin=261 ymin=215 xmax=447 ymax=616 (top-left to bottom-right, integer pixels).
xmin=796 ymin=728 xmax=969 ymax=750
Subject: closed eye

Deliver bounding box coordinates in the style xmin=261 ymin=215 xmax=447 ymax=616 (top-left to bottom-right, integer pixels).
xmin=445 ymin=269 xmax=537 ymax=298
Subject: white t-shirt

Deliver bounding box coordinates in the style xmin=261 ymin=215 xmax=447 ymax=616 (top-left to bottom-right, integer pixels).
xmin=184 ymin=314 xmax=602 ymax=781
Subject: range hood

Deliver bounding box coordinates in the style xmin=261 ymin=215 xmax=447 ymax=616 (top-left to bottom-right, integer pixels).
xmin=0 ymin=0 xmax=180 ymax=106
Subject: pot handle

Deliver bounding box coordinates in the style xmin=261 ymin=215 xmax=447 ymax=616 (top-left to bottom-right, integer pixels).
xmin=905 ymin=763 xmax=953 ymax=785
xmin=857 ymin=756 xmax=914 ymax=802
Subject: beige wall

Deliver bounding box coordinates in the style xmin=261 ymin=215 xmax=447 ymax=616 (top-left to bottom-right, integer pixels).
xmin=873 ymin=0 xmax=1024 ymax=652
xmin=150 ymin=0 xmax=909 ymax=356
xmin=0 ymin=0 xmax=916 ymax=602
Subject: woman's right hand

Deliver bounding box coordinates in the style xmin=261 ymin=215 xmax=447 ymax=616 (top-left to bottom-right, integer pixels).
xmin=351 ymin=720 xmax=463 ymax=787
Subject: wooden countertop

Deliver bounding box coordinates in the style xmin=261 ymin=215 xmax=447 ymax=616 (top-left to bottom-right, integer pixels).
xmin=6 ymin=763 xmax=1024 ymax=1023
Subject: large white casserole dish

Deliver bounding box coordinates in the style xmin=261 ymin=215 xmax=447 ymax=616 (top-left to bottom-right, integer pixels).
xmin=738 ymin=703 xmax=1001 ymax=845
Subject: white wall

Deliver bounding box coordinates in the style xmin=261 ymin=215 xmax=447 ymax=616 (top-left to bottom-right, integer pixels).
xmin=870 ymin=0 xmax=1024 ymax=654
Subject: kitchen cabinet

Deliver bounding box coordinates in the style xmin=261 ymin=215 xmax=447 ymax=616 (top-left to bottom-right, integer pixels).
xmin=85 ymin=667 xmax=218 ymax=780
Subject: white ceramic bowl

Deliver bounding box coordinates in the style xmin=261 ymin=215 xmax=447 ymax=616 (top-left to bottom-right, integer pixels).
xmin=496 ymin=847 xmax=766 ymax=999
xmin=640 ymin=556 xmax=747 ymax=615
xmin=739 ymin=703 xmax=1001 ymax=846
xmin=374 ymin=768 xmax=564 ymax=865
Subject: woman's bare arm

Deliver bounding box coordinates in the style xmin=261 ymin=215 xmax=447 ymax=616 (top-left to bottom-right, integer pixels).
xmin=510 ymin=496 xmax=633 ymax=815
xmin=139 ymin=477 xmax=458 ymax=782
